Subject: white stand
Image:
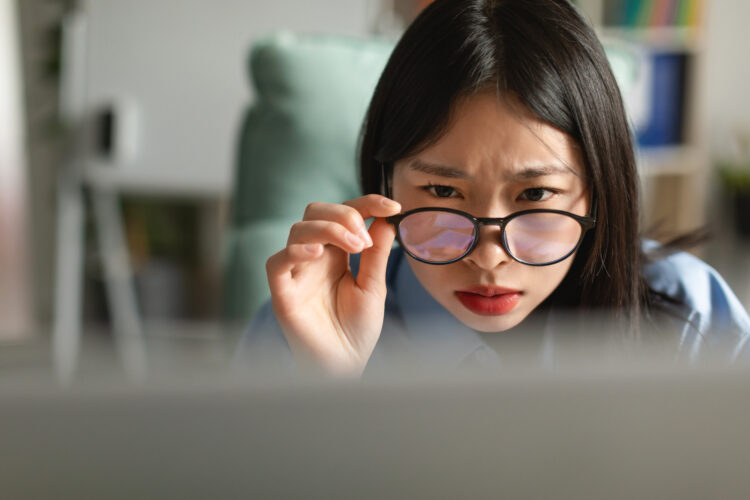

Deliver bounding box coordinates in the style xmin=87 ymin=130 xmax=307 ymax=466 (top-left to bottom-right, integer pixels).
xmin=53 ymin=9 xmax=146 ymax=383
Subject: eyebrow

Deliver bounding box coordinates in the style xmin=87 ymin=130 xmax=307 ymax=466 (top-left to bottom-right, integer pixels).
xmin=504 ymin=164 xmax=580 ymax=181
xmin=407 ymin=158 xmax=580 ymax=182
xmin=406 ymin=159 xmax=472 ymax=179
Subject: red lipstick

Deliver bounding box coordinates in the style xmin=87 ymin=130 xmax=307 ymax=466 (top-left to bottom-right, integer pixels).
xmin=455 ymin=286 xmax=521 ymax=316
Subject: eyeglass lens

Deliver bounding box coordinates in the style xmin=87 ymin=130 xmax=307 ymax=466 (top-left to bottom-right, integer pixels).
xmin=398 ymin=211 xmax=583 ymax=264
xmin=398 ymin=211 xmax=475 ymax=262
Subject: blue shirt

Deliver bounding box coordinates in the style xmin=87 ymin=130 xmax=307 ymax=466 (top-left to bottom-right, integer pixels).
xmin=236 ymin=243 xmax=750 ymax=373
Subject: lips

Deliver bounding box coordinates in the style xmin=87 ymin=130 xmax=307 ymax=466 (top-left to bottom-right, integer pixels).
xmin=455 ymin=285 xmax=521 ymax=316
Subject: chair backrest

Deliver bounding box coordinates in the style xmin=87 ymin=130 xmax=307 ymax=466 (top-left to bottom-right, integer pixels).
xmin=224 ymin=33 xmax=394 ymax=321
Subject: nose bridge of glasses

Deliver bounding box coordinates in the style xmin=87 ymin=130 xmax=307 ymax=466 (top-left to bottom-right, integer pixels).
xmin=475 ymin=216 xmax=508 ymax=229
xmin=473 ymin=217 xmax=508 ymax=254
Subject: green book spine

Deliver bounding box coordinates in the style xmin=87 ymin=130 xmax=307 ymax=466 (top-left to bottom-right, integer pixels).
xmin=624 ymin=0 xmax=642 ymax=27
xmin=676 ymin=0 xmax=691 ymax=26
xmin=637 ymin=0 xmax=656 ymax=27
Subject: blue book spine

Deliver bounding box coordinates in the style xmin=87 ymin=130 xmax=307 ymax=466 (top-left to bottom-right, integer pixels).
xmin=636 ymin=52 xmax=687 ymax=147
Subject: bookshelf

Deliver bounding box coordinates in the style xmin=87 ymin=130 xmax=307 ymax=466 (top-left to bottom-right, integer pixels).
xmin=577 ymin=0 xmax=708 ymax=237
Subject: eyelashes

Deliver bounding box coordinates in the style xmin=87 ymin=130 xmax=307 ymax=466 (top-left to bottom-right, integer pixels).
xmin=423 ymin=183 xmax=460 ymax=198
xmin=518 ymin=187 xmax=558 ymax=202
xmin=421 ymin=183 xmax=560 ymax=202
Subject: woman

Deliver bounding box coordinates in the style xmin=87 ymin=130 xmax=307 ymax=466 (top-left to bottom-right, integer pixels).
xmin=239 ymin=0 xmax=750 ymax=375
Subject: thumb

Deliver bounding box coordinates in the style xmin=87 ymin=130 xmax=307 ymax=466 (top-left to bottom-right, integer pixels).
xmin=355 ymin=217 xmax=396 ymax=297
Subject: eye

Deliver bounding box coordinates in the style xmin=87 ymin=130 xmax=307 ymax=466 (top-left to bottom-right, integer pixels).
xmin=519 ymin=187 xmax=556 ymax=202
xmin=424 ymin=184 xmax=460 ymax=198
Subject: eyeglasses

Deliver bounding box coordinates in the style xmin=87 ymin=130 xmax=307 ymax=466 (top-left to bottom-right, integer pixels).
xmin=386 ymin=207 xmax=596 ymax=266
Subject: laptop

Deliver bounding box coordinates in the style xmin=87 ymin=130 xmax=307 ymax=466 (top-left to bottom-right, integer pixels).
xmin=2 ymin=344 xmax=749 ymax=500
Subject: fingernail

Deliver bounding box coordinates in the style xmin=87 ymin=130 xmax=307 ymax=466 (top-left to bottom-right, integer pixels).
xmin=303 ymin=244 xmax=320 ymax=254
xmin=359 ymin=228 xmax=373 ymax=248
xmin=381 ymin=198 xmax=400 ymax=210
xmin=346 ymin=231 xmax=364 ymax=249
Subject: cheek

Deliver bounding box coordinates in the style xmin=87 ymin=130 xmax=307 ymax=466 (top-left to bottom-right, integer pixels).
xmin=408 ymin=260 xmax=459 ymax=297
xmin=518 ymin=256 xmax=578 ymax=314
xmin=392 ymin=184 xmax=428 ymax=212
xmin=525 ymin=260 xmax=574 ymax=295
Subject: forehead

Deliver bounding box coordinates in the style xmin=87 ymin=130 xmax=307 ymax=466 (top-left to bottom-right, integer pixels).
xmin=398 ymin=91 xmax=585 ymax=180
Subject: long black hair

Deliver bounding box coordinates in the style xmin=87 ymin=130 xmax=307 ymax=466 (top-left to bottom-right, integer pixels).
xmin=359 ymin=0 xmax=649 ymax=333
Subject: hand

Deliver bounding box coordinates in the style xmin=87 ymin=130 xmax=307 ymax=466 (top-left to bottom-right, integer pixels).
xmin=265 ymin=194 xmax=402 ymax=375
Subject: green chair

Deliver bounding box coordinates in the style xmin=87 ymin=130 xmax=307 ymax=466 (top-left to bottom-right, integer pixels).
xmin=223 ymin=32 xmax=394 ymax=322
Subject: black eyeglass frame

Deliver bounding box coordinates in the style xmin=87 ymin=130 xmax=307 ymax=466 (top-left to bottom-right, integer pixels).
xmin=386 ymin=207 xmax=596 ymax=266
xmin=379 ymin=162 xmax=597 ymax=266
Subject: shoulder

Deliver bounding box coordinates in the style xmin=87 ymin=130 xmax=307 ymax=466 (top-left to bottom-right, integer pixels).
xmin=642 ymin=240 xmax=750 ymax=357
xmin=643 ymin=242 xmax=720 ymax=306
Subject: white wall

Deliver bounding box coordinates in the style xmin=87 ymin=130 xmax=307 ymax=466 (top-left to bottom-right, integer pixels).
xmin=79 ymin=0 xmax=383 ymax=196
xmin=702 ymin=0 xmax=750 ymax=158
xmin=0 ymin=0 xmax=32 ymax=339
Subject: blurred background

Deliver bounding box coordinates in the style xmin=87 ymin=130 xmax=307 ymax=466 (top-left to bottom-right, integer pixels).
xmin=1 ymin=0 xmax=749 ymax=379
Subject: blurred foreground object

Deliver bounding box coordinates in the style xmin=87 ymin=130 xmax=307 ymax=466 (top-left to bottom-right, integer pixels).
xmin=0 ymin=0 xmax=33 ymax=340
xmin=1 ymin=356 xmax=750 ymax=499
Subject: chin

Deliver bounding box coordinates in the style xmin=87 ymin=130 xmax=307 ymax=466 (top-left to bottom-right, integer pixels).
xmin=463 ymin=316 xmax=525 ymax=333
xmin=449 ymin=305 xmax=529 ymax=333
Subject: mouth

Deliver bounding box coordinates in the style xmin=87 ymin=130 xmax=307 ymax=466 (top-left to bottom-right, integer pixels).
xmin=455 ymin=285 xmax=521 ymax=316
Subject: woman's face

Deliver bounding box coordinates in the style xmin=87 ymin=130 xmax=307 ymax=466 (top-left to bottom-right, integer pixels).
xmin=391 ymin=91 xmax=590 ymax=332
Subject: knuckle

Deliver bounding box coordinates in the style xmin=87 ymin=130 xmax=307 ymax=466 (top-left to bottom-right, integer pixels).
xmin=344 ymin=210 xmax=363 ymax=230
xmin=326 ymin=222 xmax=345 ymax=240
xmin=265 ymin=252 xmax=279 ymax=274
xmin=289 ymin=221 xmax=304 ymax=237
xmin=303 ymin=201 xmax=322 ymax=219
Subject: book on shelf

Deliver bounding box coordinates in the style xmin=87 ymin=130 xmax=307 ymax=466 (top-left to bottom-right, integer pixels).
xmin=602 ymin=0 xmax=702 ymax=28
xmin=636 ymin=51 xmax=687 ymax=147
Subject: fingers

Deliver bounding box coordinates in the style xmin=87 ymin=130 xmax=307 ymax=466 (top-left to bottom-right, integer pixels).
xmin=287 ymin=220 xmax=370 ymax=254
xmin=269 ymin=194 xmax=403 ymax=295
xmin=265 ymin=244 xmax=322 ymax=291
xmin=303 ymin=195 xmax=402 ymax=240
xmin=342 ymin=194 xmax=402 ymax=220
xmin=341 ymin=195 xmax=401 ymax=296
xmin=355 ymin=217 xmax=397 ymax=297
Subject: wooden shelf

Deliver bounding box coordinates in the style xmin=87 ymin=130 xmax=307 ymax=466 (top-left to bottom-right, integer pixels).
xmin=637 ymin=145 xmax=705 ymax=177
xmin=598 ymin=26 xmax=702 ymax=52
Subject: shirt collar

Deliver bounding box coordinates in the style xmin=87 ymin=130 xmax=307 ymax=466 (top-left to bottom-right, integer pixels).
xmin=391 ymin=249 xmax=560 ymax=369
xmin=392 ymin=250 xmax=499 ymax=368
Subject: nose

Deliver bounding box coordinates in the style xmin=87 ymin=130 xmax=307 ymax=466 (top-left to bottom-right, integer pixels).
xmin=463 ymin=224 xmax=512 ymax=270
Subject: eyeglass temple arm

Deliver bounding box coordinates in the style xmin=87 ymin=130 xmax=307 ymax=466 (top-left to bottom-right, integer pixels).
xmin=590 ymin=192 xmax=598 ymax=221
xmin=381 ymin=163 xmax=393 ymax=199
